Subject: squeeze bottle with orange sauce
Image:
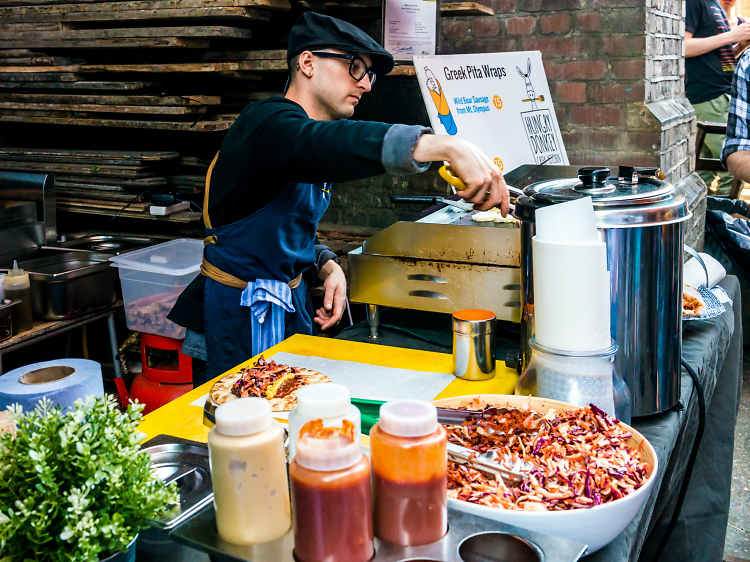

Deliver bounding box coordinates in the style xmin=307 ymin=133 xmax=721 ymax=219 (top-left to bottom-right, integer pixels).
xmin=370 ymin=400 xmax=448 ymax=546
xmin=208 ymin=397 xmax=291 ymax=544
xmin=290 ymin=419 xmax=374 ymax=562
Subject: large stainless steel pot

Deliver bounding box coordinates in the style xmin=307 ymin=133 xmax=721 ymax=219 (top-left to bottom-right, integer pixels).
xmin=514 ymin=166 xmax=691 ymax=417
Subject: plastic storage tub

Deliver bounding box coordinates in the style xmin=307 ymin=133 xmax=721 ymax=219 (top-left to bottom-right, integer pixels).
xmin=109 ymin=239 xmax=203 ymax=339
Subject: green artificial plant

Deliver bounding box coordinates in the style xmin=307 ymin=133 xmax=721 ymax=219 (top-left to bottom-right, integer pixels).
xmin=0 ymin=395 xmax=179 ymax=562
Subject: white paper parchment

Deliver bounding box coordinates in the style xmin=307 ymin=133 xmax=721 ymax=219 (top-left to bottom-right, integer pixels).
xmin=268 ymin=352 xmax=455 ymax=402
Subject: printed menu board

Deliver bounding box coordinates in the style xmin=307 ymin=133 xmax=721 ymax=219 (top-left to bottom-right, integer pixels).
xmin=414 ymin=51 xmax=568 ymax=174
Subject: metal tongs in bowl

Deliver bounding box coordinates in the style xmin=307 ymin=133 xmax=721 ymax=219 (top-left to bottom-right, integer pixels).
xmin=447 ymin=442 xmax=531 ymax=486
xmin=437 ymin=406 xmax=534 ymax=486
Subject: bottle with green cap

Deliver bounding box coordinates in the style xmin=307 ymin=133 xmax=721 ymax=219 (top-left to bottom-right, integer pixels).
xmin=4 ymin=261 xmax=32 ymax=333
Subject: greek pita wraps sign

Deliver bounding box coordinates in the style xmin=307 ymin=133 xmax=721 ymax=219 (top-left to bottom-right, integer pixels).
xmin=414 ymin=52 xmax=568 ymax=173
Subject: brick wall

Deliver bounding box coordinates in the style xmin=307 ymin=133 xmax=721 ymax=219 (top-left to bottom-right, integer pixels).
xmin=439 ymin=0 xmax=656 ymax=166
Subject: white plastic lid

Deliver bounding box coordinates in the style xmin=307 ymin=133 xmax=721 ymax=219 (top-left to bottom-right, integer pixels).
xmin=379 ymin=400 xmax=438 ymax=437
xmin=296 ymin=383 xmax=351 ymax=418
xmin=109 ymin=239 xmax=204 ymax=276
xmin=295 ymin=430 xmax=362 ymax=472
xmin=215 ymin=398 xmax=272 ymax=436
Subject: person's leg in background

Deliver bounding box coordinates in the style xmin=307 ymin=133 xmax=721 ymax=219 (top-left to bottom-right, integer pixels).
xmin=693 ymin=93 xmax=734 ymax=196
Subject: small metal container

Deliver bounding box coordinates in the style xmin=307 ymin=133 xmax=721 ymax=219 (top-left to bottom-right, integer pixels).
xmin=452 ymin=309 xmax=496 ymax=381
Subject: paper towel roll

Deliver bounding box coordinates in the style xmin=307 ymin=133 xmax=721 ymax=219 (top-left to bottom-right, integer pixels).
xmin=0 ymin=359 xmax=103 ymax=412
xmin=533 ymin=260 xmax=611 ymax=351
xmin=684 ymin=252 xmax=726 ymax=289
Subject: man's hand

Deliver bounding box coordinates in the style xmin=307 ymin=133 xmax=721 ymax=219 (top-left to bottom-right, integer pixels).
xmin=314 ymin=260 xmax=347 ymax=330
xmin=412 ymin=135 xmax=510 ymax=216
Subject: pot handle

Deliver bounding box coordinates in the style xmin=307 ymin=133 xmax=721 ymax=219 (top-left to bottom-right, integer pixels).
xmin=684 ymin=245 xmax=710 ymax=287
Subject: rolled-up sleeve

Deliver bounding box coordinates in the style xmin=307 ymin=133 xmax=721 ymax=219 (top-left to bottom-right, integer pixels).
xmin=722 ymin=52 xmax=750 ymax=167
xmin=382 ymin=124 xmax=433 ymax=175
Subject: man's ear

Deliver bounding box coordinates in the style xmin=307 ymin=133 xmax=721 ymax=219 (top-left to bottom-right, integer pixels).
xmin=298 ymin=51 xmax=315 ymax=78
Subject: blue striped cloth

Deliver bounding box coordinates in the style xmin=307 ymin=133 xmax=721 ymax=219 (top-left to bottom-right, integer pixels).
xmin=240 ymin=279 xmax=295 ymax=356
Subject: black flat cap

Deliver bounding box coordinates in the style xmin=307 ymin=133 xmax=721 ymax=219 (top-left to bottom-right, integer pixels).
xmin=287 ymin=12 xmax=395 ymax=76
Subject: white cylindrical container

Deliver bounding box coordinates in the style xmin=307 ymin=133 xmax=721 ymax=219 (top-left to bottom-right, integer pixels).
xmin=288 ymin=383 xmax=361 ymax=460
xmin=208 ymin=397 xmax=291 ymax=544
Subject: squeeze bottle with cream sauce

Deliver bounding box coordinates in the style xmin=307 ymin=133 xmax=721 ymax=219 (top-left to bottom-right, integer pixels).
xmin=208 ymin=397 xmax=290 ymax=544
xmin=287 ymin=383 xmax=361 ymax=460
xmin=290 ymin=419 xmax=374 ymax=562
xmin=370 ymin=400 xmax=448 ymax=546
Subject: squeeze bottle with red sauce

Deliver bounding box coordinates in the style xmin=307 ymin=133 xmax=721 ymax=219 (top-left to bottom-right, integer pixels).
xmin=290 ymin=419 xmax=374 ymax=562
xmin=208 ymin=397 xmax=291 ymax=544
xmin=370 ymin=400 xmax=447 ymax=546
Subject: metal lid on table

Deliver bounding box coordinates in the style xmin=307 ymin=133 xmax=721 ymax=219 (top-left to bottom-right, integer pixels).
xmin=515 ymin=166 xmax=692 ymax=228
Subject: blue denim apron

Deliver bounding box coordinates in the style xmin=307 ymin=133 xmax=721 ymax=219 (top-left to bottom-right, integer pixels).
xmin=201 ymin=152 xmax=331 ymax=379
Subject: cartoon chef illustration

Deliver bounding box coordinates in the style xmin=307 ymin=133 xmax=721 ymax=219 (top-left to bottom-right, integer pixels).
xmin=425 ymin=67 xmax=457 ymax=135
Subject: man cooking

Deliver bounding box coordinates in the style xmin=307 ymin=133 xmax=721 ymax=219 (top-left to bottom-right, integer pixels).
xmin=170 ymin=12 xmax=510 ymax=381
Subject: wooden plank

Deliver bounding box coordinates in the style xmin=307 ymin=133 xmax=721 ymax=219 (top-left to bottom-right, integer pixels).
xmin=0 ymin=26 xmax=253 ymax=40
xmin=0 ymin=93 xmax=220 ymax=105
xmin=0 ymin=56 xmax=85 ymax=66
xmin=57 ymin=187 xmax=153 ymax=201
xmin=56 ymin=176 xmax=168 ymax=187
xmin=139 ymin=49 xmax=286 ymax=62
xmin=0 ymin=160 xmax=155 ymax=177
xmin=178 ymin=156 xmax=211 ymax=167
xmin=0 ymin=72 xmax=80 ymax=81
xmin=0 ymin=148 xmax=178 ymax=159
xmin=0 ymin=80 xmax=164 ymax=90
xmin=0 ymin=49 xmax=46 ymax=57
xmin=0 ymin=22 xmax=60 ymax=31
xmin=0 ymin=59 xmax=286 ymax=74
xmin=57 ymin=206 xmax=202 ymax=223
xmin=0 ymin=101 xmax=207 ymax=114
xmin=0 ymin=0 xmax=288 ymax=14
xmin=440 ymin=2 xmax=494 ymax=15
xmin=0 ymin=112 xmax=237 ymax=132
xmin=0 ymin=37 xmax=210 ymax=49
xmin=57 ymin=197 xmax=151 ymax=212
xmin=1 ymin=6 xmax=273 ymax=23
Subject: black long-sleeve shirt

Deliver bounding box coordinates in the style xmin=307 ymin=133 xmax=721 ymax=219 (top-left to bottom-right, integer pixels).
xmin=207 ymin=96 xmax=429 ymax=227
xmin=168 ymin=96 xmax=431 ymax=333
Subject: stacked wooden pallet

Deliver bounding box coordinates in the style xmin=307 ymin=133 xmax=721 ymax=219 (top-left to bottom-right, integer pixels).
xmin=0 ymin=148 xmax=203 ymax=221
xmin=0 ymin=0 xmax=291 ymax=130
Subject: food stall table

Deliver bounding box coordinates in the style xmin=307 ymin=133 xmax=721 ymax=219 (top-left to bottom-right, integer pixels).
xmin=139 ymin=277 xmax=742 ymax=562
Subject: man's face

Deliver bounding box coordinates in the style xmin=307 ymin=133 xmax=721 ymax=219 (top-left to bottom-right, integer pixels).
xmin=310 ymin=49 xmax=373 ymax=120
xmin=720 ymin=0 xmax=736 ymax=11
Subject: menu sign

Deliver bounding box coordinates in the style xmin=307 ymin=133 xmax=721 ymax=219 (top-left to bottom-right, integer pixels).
xmin=383 ymin=0 xmax=438 ymax=62
xmin=414 ymin=52 xmax=568 ymax=173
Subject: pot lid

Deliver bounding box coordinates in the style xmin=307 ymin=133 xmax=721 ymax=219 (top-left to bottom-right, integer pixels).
xmin=524 ymin=166 xmax=674 ymax=206
xmin=517 ymin=166 xmax=692 ymax=228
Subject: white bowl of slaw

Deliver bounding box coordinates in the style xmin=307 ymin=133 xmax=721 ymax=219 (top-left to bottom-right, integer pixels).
xmin=433 ymin=394 xmax=658 ymax=554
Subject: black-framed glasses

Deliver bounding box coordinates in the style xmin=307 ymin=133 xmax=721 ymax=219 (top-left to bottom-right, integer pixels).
xmin=311 ymin=52 xmax=376 ymax=86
